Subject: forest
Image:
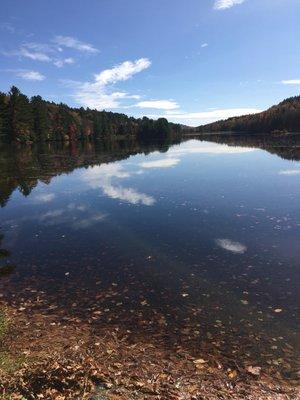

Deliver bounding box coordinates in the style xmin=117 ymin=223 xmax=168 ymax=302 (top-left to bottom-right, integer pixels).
xmin=0 ymin=86 xmax=182 ymax=143
xmin=196 ymin=95 xmax=300 ymax=133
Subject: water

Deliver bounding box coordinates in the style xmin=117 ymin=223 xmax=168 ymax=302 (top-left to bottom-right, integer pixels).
xmin=0 ymin=134 xmax=300 ymax=381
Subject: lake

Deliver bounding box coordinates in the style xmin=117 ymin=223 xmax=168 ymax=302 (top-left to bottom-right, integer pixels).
xmin=0 ymin=134 xmax=300 ymax=384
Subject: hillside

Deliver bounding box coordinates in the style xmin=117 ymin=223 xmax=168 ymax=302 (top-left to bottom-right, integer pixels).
xmin=0 ymin=86 xmax=181 ymax=143
xmin=196 ymin=96 xmax=300 ymax=134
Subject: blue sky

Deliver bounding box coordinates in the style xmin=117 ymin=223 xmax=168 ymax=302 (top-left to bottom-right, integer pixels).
xmin=1 ymin=0 xmax=299 ymax=126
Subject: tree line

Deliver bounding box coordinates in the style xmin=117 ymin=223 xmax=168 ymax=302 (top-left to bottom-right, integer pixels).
xmin=0 ymin=86 xmax=181 ymax=143
xmin=196 ymin=95 xmax=300 ymax=133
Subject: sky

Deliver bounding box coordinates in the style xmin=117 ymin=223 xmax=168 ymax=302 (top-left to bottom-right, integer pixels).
xmin=0 ymin=0 xmax=299 ymax=126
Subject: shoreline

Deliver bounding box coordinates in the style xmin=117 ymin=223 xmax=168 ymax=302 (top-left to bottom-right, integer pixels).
xmin=1 ymin=300 xmax=299 ymax=400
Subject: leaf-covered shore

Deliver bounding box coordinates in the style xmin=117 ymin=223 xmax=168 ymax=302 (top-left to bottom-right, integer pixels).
xmin=0 ymin=284 xmax=299 ymax=400
xmin=1 ymin=304 xmax=299 ymax=400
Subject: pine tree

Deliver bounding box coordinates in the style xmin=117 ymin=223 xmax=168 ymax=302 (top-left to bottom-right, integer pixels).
xmin=8 ymin=86 xmax=33 ymax=142
xmin=31 ymin=95 xmax=49 ymax=140
xmin=0 ymin=86 xmax=181 ymax=143
xmin=0 ymin=92 xmax=9 ymax=140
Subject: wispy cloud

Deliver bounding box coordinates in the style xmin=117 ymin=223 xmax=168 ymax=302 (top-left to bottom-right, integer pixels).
xmin=147 ymin=108 xmax=262 ymax=127
xmin=201 ymin=43 xmax=209 ymax=48
xmin=21 ymin=42 xmax=54 ymax=53
xmin=0 ymin=22 xmax=15 ymax=33
xmin=19 ymin=45 xmax=52 ymax=62
xmin=16 ymin=70 xmax=45 ymax=81
xmin=53 ymin=35 xmax=99 ymax=54
xmin=2 ymin=35 xmax=98 ymax=67
xmin=135 ymin=100 xmax=179 ymax=110
xmin=38 ymin=206 xmax=107 ymax=229
xmin=73 ymin=58 xmax=151 ymax=109
xmin=34 ymin=193 xmax=55 ymax=203
xmin=215 ymin=239 xmax=247 ymax=254
xmin=3 ymin=43 xmax=65 ymax=66
xmin=279 ymin=169 xmax=300 ymax=175
xmin=214 ymin=0 xmax=246 ymax=10
xmin=72 ymin=213 xmax=107 ymax=229
xmin=39 ymin=209 xmax=64 ymax=221
xmin=53 ymin=57 xmax=75 ymax=68
xmin=139 ymin=158 xmax=180 ymax=168
xmin=281 ymin=79 xmax=300 ymax=85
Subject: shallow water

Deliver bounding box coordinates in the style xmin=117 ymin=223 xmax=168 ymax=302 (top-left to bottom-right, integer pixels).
xmin=0 ymin=135 xmax=300 ymax=380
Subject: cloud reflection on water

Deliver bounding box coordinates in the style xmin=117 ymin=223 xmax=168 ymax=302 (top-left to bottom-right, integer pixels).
xmin=81 ymin=163 xmax=155 ymax=206
xmin=139 ymin=158 xmax=180 ymax=169
xmin=167 ymin=140 xmax=256 ymax=156
xmin=279 ymin=169 xmax=300 ymax=176
xmin=34 ymin=193 xmax=56 ymax=203
xmin=215 ymin=238 xmax=247 ymax=254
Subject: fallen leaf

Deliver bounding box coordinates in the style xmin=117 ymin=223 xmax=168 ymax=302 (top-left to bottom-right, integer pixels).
xmin=228 ymin=370 xmax=238 ymax=379
xmin=193 ymin=358 xmax=207 ymax=364
xmin=246 ymin=366 xmax=261 ymax=376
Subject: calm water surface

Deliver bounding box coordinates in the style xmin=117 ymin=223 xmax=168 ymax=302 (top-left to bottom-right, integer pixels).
xmin=0 ymin=135 xmax=300 ymax=380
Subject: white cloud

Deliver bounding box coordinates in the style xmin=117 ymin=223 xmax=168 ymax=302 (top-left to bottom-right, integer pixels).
xmin=53 ymin=57 xmax=75 ymax=68
xmin=281 ymin=80 xmax=300 ymax=85
xmin=74 ymin=90 xmax=134 ymax=109
xmin=147 ymin=108 xmax=262 ymax=127
xmin=135 ymin=100 xmax=179 ymax=110
xmin=22 ymin=42 xmax=54 ymax=53
xmin=82 ymin=163 xmax=155 ymax=206
xmin=3 ymin=36 xmax=99 ymax=67
xmin=34 ymin=193 xmax=55 ymax=203
xmin=201 ymin=43 xmax=209 ymax=48
xmin=214 ymin=0 xmax=246 ymax=10
xmin=17 ymin=70 xmax=45 ymax=81
xmin=19 ymin=46 xmax=51 ymax=62
xmin=74 ymin=58 xmax=151 ymax=109
xmin=94 ymin=58 xmax=151 ymax=85
xmin=215 ymin=239 xmax=247 ymax=254
xmin=53 ymin=35 xmax=99 ymax=54
xmin=279 ymin=169 xmax=300 ymax=176
xmin=140 ymin=158 xmax=180 ymax=168
xmin=4 ymin=43 xmax=70 ymax=67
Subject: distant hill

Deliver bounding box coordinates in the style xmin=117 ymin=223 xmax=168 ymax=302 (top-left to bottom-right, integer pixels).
xmin=196 ymin=96 xmax=300 ymax=134
xmin=0 ymin=86 xmax=181 ymax=143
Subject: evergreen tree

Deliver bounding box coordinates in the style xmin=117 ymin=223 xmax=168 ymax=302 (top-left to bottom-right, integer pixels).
xmin=0 ymin=92 xmax=9 ymax=139
xmin=31 ymin=95 xmax=49 ymax=140
xmin=154 ymin=118 xmax=171 ymax=138
xmin=0 ymin=86 xmax=182 ymax=143
xmin=8 ymin=86 xmax=33 ymax=142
